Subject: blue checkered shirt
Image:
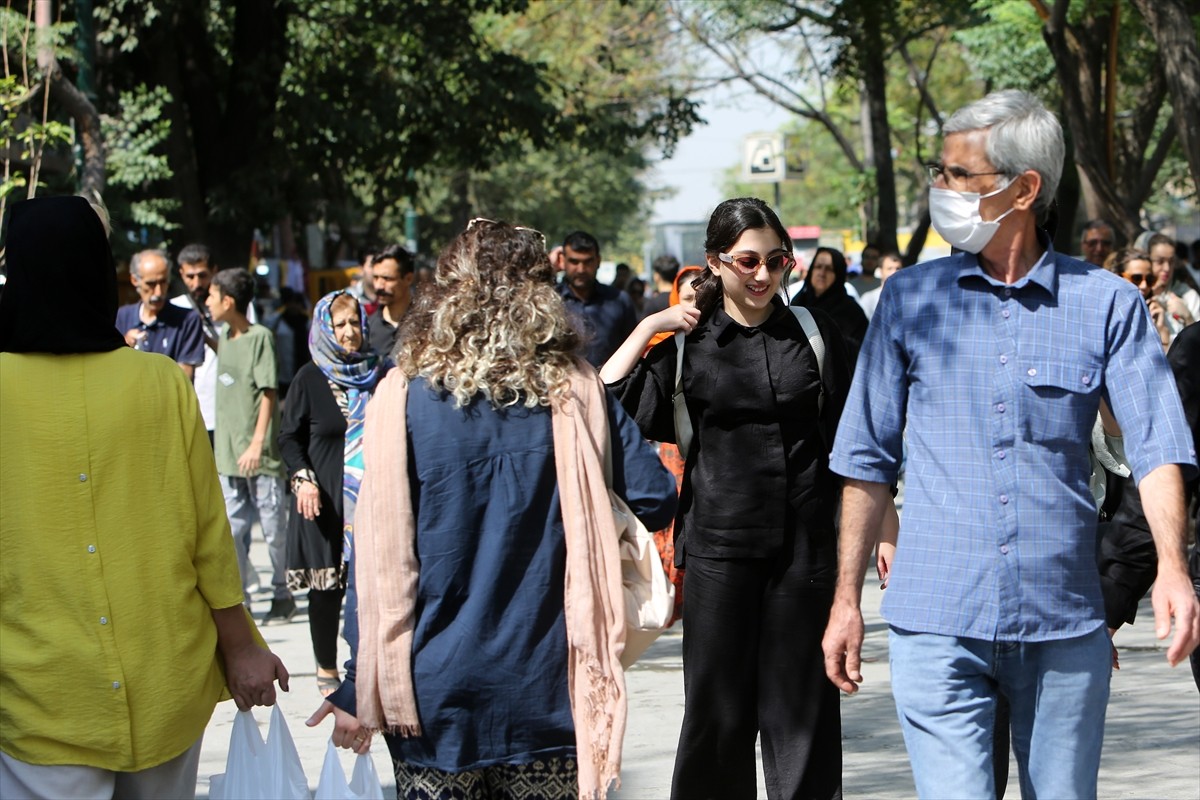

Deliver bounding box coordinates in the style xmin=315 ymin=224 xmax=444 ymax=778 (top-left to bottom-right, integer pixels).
xmin=830 ymin=243 xmax=1197 ymax=641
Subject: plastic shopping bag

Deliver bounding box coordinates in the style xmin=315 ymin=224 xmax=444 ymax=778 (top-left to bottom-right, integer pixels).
xmin=314 ymin=739 xmax=386 ymax=800
xmin=209 ymin=705 xmax=310 ymax=800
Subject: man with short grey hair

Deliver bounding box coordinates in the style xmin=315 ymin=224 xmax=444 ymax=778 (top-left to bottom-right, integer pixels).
xmin=116 ymin=249 xmax=205 ymax=379
xmin=823 ymin=90 xmax=1199 ymax=798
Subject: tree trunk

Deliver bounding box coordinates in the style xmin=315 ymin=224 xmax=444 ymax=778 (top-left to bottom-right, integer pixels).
xmin=1055 ymin=129 xmax=1081 ymax=250
xmin=903 ymin=197 xmax=930 ymax=266
xmin=1128 ymin=0 xmax=1200 ymax=192
xmin=151 ymin=26 xmax=209 ymax=250
xmin=34 ymin=0 xmax=104 ymax=199
xmin=48 ymin=71 xmax=105 ymax=198
xmin=1040 ymin=3 xmax=1143 ymax=241
xmin=858 ymin=5 xmax=899 ymax=254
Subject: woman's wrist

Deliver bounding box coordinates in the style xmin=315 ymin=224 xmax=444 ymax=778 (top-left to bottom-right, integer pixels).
xmin=291 ymin=469 xmax=317 ymax=492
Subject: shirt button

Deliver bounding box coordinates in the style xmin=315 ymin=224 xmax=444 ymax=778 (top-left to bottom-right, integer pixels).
xmin=1082 ymin=375 xmax=1091 ymax=385
xmin=112 ymin=681 xmax=121 ymax=690
xmin=87 ymin=545 xmax=96 ymax=553
xmin=100 ymin=617 xmax=108 ymax=625
xmin=996 ymin=403 xmax=1006 ymax=413
xmin=1027 ymin=368 xmax=1037 ymax=377
xmin=999 ymin=494 xmax=1009 ymax=504
xmin=79 ymin=473 xmax=88 ymax=482
xmin=997 ymin=449 xmax=1007 ymax=460
xmin=1004 ymin=288 xmax=1012 ymax=297
xmin=1002 ymin=309 xmax=1011 ymax=319
xmin=1000 ymin=544 xmax=1010 ymax=554
xmin=999 ymin=355 xmax=1008 ymax=365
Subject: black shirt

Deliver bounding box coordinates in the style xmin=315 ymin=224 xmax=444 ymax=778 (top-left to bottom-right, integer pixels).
xmin=610 ymin=296 xmax=850 ymax=563
xmin=367 ymin=307 xmax=399 ymax=359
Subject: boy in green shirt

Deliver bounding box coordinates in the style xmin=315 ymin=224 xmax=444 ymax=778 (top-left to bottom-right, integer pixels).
xmin=207 ymin=268 xmax=296 ymax=623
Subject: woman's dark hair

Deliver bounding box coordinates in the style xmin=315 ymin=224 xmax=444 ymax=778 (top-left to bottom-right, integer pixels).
xmin=1104 ymin=247 xmax=1152 ymax=277
xmin=693 ymin=197 xmax=792 ymax=320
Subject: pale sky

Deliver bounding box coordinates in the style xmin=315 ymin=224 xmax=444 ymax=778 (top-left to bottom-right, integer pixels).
xmin=649 ymin=81 xmax=794 ymax=225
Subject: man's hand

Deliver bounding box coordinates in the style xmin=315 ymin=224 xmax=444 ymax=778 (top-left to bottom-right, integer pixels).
xmin=1151 ymin=567 xmax=1200 ymax=667
xmin=876 ymin=541 xmax=895 ymax=587
xmin=125 ymin=328 xmax=146 ymax=348
xmin=307 ymin=700 xmax=373 ymax=754
xmin=822 ymin=600 xmax=866 ymax=694
xmin=223 ymin=642 xmax=289 ymax=711
xmin=296 ymin=481 xmax=321 ymax=521
xmin=237 ymin=441 xmax=263 ymax=475
xmin=1138 ymin=464 xmax=1198 ymax=667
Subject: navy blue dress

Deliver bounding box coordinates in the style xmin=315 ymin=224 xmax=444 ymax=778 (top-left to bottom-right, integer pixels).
xmin=332 ymin=377 xmax=676 ymax=772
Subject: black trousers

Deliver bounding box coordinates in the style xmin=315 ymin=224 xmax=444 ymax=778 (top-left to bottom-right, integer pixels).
xmin=308 ymin=588 xmax=345 ymax=669
xmin=670 ymin=553 xmax=842 ymax=800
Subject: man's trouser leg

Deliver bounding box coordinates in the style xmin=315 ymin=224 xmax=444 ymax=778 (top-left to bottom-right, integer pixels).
xmin=220 ymin=474 xmax=258 ymax=604
xmin=252 ymin=474 xmax=292 ymax=601
xmin=888 ymin=628 xmax=998 ymax=799
xmin=1001 ymin=626 xmax=1110 ymax=800
xmin=0 ymin=737 xmax=203 ymax=800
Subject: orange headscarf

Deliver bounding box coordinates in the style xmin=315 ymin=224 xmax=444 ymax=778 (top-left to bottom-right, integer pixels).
xmin=646 ymin=265 xmax=704 ymax=352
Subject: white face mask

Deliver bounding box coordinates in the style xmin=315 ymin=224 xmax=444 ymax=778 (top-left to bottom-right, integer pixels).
xmin=929 ymin=183 xmax=1015 ymax=254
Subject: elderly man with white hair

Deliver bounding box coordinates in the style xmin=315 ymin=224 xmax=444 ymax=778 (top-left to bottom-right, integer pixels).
xmin=822 ymin=90 xmax=1199 ymax=799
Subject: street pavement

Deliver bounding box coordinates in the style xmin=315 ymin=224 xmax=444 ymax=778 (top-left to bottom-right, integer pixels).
xmin=198 ymin=533 xmax=1200 ymax=799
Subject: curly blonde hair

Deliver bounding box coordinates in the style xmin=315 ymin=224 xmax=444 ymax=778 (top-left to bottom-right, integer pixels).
xmin=397 ymin=220 xmax=582 ymax=409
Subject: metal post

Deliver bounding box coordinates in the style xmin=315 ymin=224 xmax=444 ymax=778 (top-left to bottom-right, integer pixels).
xmin=404 ymin=207 xmax=419 ymax=254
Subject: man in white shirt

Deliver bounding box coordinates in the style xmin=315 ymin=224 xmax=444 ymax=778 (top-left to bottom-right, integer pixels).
xmin=170 ymin=244 xmax=256 ymax=447
xmin=857 ymin=251 xmax=903 ymax=320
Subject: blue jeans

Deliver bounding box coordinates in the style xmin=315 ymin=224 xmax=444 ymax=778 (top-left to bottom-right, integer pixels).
xmin=888 ymin=625 xmax=1111 ymax=800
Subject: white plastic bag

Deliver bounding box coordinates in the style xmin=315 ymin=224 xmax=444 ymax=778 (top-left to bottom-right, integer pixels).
xmin=209 ymin=705 xmax=310 ymax=800
xmin=314 ymin=739 xmax=386 ymax=800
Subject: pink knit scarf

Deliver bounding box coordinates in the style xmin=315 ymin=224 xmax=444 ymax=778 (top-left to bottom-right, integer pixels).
xmin=354 ymin=362 xmax=627 ymax=799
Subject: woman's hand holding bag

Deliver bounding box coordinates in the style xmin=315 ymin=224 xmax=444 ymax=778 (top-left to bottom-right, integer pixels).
xmin=314 ymin=740 xmax=386 ymax=800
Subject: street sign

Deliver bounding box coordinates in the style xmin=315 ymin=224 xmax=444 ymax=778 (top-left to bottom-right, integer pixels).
xmin=743 ymin=133 xmax=786 ymax=183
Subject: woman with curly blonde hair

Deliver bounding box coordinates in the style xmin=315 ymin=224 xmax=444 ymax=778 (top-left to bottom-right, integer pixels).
xmin=311 ymin=219 xmax=677 ymax=800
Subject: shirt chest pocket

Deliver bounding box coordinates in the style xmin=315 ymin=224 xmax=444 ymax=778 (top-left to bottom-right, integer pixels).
xmin=1019 ymin=358 xmax=1102 ymax=447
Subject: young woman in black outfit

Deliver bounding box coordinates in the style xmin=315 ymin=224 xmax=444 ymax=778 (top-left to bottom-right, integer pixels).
xmin=600 ymin=197 xmax=851 ymax=800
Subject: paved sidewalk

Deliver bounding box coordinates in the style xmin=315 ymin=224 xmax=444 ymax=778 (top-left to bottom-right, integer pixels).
xmin=199 ymin=535 xmax=1200 ymax=799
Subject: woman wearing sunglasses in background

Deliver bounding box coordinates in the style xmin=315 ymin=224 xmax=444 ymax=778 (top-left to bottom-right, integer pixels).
xmin=790 ymin=246 xmax=869 ymax=370
xmin=601 ymin=197 xmax=852 ymax=800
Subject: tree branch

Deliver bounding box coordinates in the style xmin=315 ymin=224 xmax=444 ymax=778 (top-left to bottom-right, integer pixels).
xmin=1135 ymin=118 xmax=1176 ymax=206
xmin=47 ymin=65 xmax=105 ymax=197
xmin=898 ymin=40 xmax=944 ymax=130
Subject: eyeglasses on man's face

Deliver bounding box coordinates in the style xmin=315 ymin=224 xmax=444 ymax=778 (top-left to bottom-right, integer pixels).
xmin=717 ymin=251 xmax=795 ymax=275
xmin=1082 ymin=237 xmax=1113 ymax=249
xmin=925 ymin=162 xmax=1008 ymax=189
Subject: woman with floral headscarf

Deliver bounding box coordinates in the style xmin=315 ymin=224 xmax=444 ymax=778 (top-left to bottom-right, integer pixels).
xmin=280 ymin=290 xmax=384 ymax=696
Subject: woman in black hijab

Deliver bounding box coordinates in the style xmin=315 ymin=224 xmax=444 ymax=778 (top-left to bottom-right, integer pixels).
xmin=790 ymin=246 xmax=869 ymax=369
xmin=0 ymin=195 xmax=127 ymax=354
xmin=1 ymin=196 xmax=286 ymax=796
